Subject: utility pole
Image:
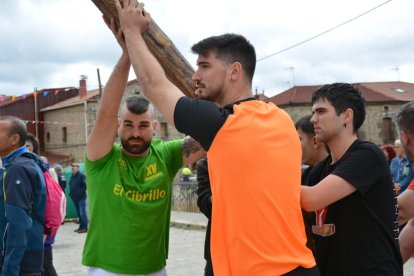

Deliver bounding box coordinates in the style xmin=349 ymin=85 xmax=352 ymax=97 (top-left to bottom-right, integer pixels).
xmin=33 ymin=87 xmax=39 ymax=139
xmin=97 ymin=68 xmax=103 ymax=97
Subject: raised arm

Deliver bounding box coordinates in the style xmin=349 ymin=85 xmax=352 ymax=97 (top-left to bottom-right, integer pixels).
xmin=115 ymin=0 xmax=185 ymax=127
xmin=86 ymin=17 xmax=131 ymax=161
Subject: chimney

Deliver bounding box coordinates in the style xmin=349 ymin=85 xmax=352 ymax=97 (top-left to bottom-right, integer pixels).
xmin=79 ymin=75 xmax=88 ymax=98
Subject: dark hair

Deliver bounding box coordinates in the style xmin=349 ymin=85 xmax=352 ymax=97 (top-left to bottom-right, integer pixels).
xmin=26 ymin=133 xmax=40 ymax=155
xmin=124 ymin=96 xmax=153 ymax=115
xmin=380 ymin=144 xmax=396 ymax=161
xmin=295 ymin=114 xmax=314 ymax=135
xmin=191 ymin=33 xmax=256 ymax=83
xmin=311 ymin=83 xmax=366 ymax=132
xmin=397 ymin=101 xmax=414 ymax=136
xmin=0 ymin=116 xmax=27 ymax=147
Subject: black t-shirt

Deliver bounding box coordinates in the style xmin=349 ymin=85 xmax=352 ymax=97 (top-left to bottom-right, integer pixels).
xmin=308 ymin=140 xmax=402 ymax=275
xmin=173 ymin=96 xmax=256 ymax=151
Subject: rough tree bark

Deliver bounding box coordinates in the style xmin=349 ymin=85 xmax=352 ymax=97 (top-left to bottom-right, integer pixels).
xmin=91 ymin=0 xmax=195 ymax=97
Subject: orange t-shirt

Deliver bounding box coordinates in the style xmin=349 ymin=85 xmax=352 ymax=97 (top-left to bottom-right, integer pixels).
xmin=208 ymin=101 xmax=315 ymax=275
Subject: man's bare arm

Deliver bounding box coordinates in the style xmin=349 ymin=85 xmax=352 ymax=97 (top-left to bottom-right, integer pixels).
xmin=182 ymin=137 xmax=206 ymax=165
xmin=115 ymin=0 xmax=184 ymax=128
xmin=398 ymin=189 xmax=414 ymax=225
xmin=301 ymin=174 xmax=356 ymax=212
xmin=399 ymin=218 xmax=414 ymax=263
xmin=86 ymin=17 xmax=130 ymax=161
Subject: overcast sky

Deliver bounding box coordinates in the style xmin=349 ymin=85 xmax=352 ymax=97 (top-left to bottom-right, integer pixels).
xmin=1 ymin=0 xmax=413 ymax=97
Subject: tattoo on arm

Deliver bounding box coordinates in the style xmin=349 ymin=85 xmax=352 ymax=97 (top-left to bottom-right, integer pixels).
xmin=182 ymin=137 xmax=202 ymax=158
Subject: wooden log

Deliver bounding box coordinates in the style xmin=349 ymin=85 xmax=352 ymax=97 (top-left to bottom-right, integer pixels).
xmin=91 ymin=0 xmax=195 ymax=97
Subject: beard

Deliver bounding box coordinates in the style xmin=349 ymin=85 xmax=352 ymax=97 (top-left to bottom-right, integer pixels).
xmin=196 ymin=84 xmax=222 ymax=103
xmin=120 ymin=137 xmax=151 ymax=155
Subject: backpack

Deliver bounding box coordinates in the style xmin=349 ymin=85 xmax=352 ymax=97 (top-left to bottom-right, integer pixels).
xmin=21 ymin=152 xmax=67 ymax=236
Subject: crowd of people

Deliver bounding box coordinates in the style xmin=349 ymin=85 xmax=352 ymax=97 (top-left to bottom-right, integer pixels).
xmin=0 ymin=1 xmax=414 ymax=275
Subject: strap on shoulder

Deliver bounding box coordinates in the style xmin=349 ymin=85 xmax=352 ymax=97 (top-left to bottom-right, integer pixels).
xmin=19 ymin=152 xmax=47 ymax=172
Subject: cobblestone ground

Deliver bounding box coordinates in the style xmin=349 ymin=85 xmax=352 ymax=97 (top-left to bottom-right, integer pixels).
xmin=53 ymin=222 xmax=414 ymax=275
xmin=53 ymin=222 xmax=205 ymax=276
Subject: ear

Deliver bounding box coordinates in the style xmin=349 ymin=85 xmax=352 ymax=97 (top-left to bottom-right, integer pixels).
xmin=312 ymin=136 xmax=321 ymax=149
xmin=152 ymin=120 xmax=158 ymax=131
xmin=343 ymin=108 xmax=354 ymax=128
xmin=11 ymin=134 xmax=20 ymax=147
xmin=228 ymin=62 xmax=242 ymax=82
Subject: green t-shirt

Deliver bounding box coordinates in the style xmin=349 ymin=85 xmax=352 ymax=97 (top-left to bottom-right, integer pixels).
xmin=82 ymin=139 xmax=183 ymax=274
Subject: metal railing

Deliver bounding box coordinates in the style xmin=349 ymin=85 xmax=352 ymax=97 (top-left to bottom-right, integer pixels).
xmin=172 ymin=181 xmax=200 ymax=213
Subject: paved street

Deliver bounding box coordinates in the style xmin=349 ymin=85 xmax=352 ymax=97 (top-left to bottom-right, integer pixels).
xmin=53 ymin=221 xmax=205 ymax=276
xmin=53 ymin=215 xmax=414 ymax=275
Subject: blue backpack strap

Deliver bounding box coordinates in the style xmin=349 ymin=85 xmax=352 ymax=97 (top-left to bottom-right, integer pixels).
xmin=19 ymin=152 xmax=47 ymax=225
xmin=20 ymin=152 xmax=47 ymax=173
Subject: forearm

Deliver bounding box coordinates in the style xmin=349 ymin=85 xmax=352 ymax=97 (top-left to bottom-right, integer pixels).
xmin=97 ymin=53 xmax=130 ymax=119
xmin=300 ymin=186 xmax=322 ymax=212
xmin=86 ymin=53 xmax=130 ymax=160
xmin=124 ymin=31 xmax=166 ymax=101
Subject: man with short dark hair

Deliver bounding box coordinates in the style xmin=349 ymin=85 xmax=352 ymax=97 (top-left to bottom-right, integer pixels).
xmin=300 ymin=83 xmax=402 ymax=275
xmin=0 ymin=116 xmax=46 ymax=275
xmin=115 ymin=3 xmax=317 ymax=275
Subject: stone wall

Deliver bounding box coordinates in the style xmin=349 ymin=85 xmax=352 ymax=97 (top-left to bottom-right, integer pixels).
xmin=43 ymin=104 xmax=88 ymax=163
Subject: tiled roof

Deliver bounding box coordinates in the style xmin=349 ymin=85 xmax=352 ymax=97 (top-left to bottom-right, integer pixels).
xmin=40 ymin=90 xmax=100 ymax=112
xmin=268 ymin=82 xmax=414 ymax=106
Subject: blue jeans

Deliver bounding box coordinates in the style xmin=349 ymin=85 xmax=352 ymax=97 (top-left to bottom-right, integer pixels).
xmin=74 ymin=199 xmax=88 ymax=229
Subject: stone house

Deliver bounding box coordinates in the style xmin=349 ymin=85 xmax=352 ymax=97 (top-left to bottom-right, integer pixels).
xmin=41 ymin=78 xmax=184 ymax=165
xmin=267 ymin=81 xmax=414 ymax=145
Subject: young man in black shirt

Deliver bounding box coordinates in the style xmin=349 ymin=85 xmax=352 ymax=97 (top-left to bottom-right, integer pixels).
xmin=300 ymin=83 xmax=403 ymax=275
xmin=114 ymin=2 xmax=319 ymax=275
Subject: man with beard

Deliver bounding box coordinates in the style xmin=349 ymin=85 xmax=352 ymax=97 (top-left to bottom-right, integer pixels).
xmin=114 ymin=2 xmax=317 ymax=275
xmin=81 ymin=18 xmax=205 ymax=276
xmin=393 ymin=102 xmax=414 ymax=263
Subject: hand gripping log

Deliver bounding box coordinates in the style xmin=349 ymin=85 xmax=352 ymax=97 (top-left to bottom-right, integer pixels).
xmin=91 ymin=0 xmax=196 ymax=97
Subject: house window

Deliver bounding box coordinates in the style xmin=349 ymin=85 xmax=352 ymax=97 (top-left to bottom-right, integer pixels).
xmin=383 ymin=117 xmax=393 ymax=144
xmin=62 ymin=127 xmax=67 ymax=143
xmin=47 ymin=132 xmax=50 ymax=143
xmin=160 ymin=122 xmax=168 ymax=139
